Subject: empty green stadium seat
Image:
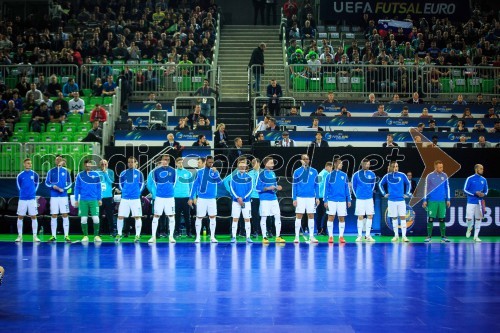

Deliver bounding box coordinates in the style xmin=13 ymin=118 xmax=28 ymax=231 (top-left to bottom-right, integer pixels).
xmin=41 ymin=132 xmax=58 ymax=142
xmin=24 ymin=132 xmax=40 ymax=143
xmin=57 ymin=133 xmax=74 ymax=142
xmin=322 ymin=75 xmax=336 ymax=91
xmin=292 ymin=75 xmax=308 ymax=91
xmin=482 ymin=79 xmax=494 ymax=93
xmin=9 ymin=133 xmax=24 ymax=142
xmin=46 ymin=123 xmax=61 ymax=133
xmin=14 ymin=123 xmax=29 ymax=133
xmin=62 ymin=124 xmax=77 ymax=133
xmin=66 ymin=114 xmax=82 ymax=123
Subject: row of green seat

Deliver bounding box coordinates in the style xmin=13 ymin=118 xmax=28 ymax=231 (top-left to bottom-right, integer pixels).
xmin=0 ymin=151 xmax=94 ymax=174
xmin=14 ymin=122 xmax=91 ymax=134
xmin=10 ymin=132 xmax=88 ymax=143
xmin=18 ymin=113 xmax=92 ymax=125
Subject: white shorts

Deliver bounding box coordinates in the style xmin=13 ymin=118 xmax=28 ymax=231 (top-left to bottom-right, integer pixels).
xmin=355 ymin=198 xmax=375 ymax=216
xmin=295 ymin=197 xmax=316 ymax=214
xmin=466 ymin=203 xmax=483 ymax=220
xmin=118 ymin=198 xmax=142 ymax=218
xmin=326 ymin=201 xmax=347 ymax=217
xmin=50 ymin=197 xmax=70 ymax=215
xmin=154 ymin=197 xmax=175 ymax=216
xmin=196 ymin=198 xmax=217 ymax=217
xmin=260 ymin=200 xmax=280 ymax=217
xmin=17 ymin=199 xmax=38 ymax=216
xmin=232 ymin=201 xmax=251 ymax=219
xmin=388 ymin=200 xmax=406 ymax=218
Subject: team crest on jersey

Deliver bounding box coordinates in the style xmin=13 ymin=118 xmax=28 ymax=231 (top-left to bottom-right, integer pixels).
xmin=30 ymin=176 xmax=34 ymax=179
xmin=309 ymin=172 xmax=312 ymax=175
xmin=441 ymin=177 xmax=444 ymax=180
xmin=341 ymin=176 xmax=344 ymax=180
xmin=134 ymin=174 xmax=137 ymax=178
xmin=62 ymin=172 xmax=65 ymax=176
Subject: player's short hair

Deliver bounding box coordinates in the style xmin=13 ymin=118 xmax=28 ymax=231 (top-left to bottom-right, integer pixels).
xmin=198 ymin=157 xmax=206 ymax=163
xmin=23 ymin=158 xmax=31 ymax=163
xmin=474 ymin=164 xmax=482 ymax=171
xmin=162 ymin=155 xmax=170 ymax=161
xmin=262 ymin=156 xmax=274 ymax=166
xmin=84 ymin=159 xmax=92 ymax=164
xmin=175 ymin=157 xmax=183 ymax=163
xmin=128 ymin=156 xmax=137 ymax=162
xmin=325 ymin=161 xmax=333 ymax=167
xmin=206 ymin=155 xmax=213 ymax=161
xmin=361 ymin=158 xmax=370 ymax=164
xmin=434 ymin=160 xmax=443 ymax=166
xmin=333 ymin=158 xmax=342 ymax=167
xmin=252 ymin=158 xmax=260 ymax=166
xmin=234 ymin=137 xmax=242 ymax=144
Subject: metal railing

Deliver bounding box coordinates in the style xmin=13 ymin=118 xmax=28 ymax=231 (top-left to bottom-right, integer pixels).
xmin=252 ymin=97 xmax=297 ymax=127
xmin=0 ymin=64 xmax=79 ymax=89
xmin=173 ymin=96 xmax=217 ymax=121
xmin=0 ymin=143 xmax=24 ymax=178
xmin=249 ymin=64 xmax=289 ymax=99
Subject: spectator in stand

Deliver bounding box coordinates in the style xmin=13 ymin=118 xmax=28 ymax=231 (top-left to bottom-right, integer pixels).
xmin=192 ymin=134 xmax=210 ymax=147
xmin=102 ymin=76 xmax=117 ymax=96
xmin=310 ymin=132 xmax=329 ymax=147
xmin=68 ymin=92 xmax=85 ymax=115
xmin=266 ymin=118 xmax=279 ymax=131
xmin=472 ymin=120 xmax=487 ymax=133
xmin=382 ymin=134 xmax=399 ymax=147
xmin=214 ymin=123 xmax=229 ymax=149
xmin=37 ymin=92 xmax=53 ymax=109
xmin=406 ymin=172 xmax=417 ymax=193
xmin=419 ymin=108 xmax=433 ymax=118
xmin=248 ymin=43 xmax=266 ymax=95
xmin=187 ymin=104 xmax=209 ymax=130
xmin=277 ymin=131 xmax=295 ymax=147
xmin=323 ymin=91 xmax=341 ymax=104
xmin=283 ymin=0 xmax=298 ymax=20
xmin=62 ymin=77 xmax=79 ymax=97
xmin=400 ymin=106 xmax=410 ymax=117
xmin=372 ymin=104 xmax=388 ymax=117
xmin=92 ymin=78 xmax=103 ymax=97
xmin=0 ymin=118 xmax=12 ymax=142
xmin=15 ymin=76 xmax=29 ymax=97
xmin=364 ymin=93 xmax=379 ymax=104
xmin=10 ymin=90 xmax=23 ymax=111
xmin=308 ymin=117 xmax=324 ymax=131
xmin=90 ymin=104 xmax=107 ymax=123
xmin=428 ymin=119 xmax=437 ymax=132
xmin=389 ymin=94 xmax=404 ymax=104
xmin=52 ymin=92 xmax=69 ymax=114
xmin=81 ymin=120 xmax=102 ymax=144
xmin=196 ymin=118 xmax=211 ymax=131
xmin=228 ymin=137 xmax=244 ymax=165
xmin=474 ymin=93 xmax=485 ymax=105
xmin=1 ymin=100 xmax=20 ymax=126
xmin=254 ymin=115 xmax=271 ymax=134
xmin=484 ymin=107 xmax=498 ymax=119
xmin=286 ymin=106 xmax=300 ymax=116
xmin=50 ymin=104 xmax=66 ymax=124
xmin=462 ymin=108 xmax=473 ymax=119
xmin=489 ymin=121 xmax=500 ymax=133
xmin=163 ymin=133 xmax=182 ymax=150
xmin=453 ymin=94 xmax=468 ymax=105
xmin=266 ymin=79 xmax=282 ymax=116
xmin=30 ymin=102 xmax=50 ymax=132
xmin=453 ymin=135 xmax=469 ymax=148
xmin=407 ymin=92 xmax=424 ymax=104
xmin=474 ymin=135 xmax=492 ymax=148
xmin=47 ymin=75 xmax=62 ymax=97
xmin=455 ymin=119 xmax=469 ymax=133
xmin=429 ymin=135 xmax=439 ymax=148
xmin=23 ymin=94 xmax=37 ymax=114
xmin=174 ymin=118 xmax=189 ymax=131
xmin=337 ymin=106 xmax=352 ymax=117
xmin=26 ymin=83 xmax=42 ymax=101
xmin=310 ymin=105 xmax=326 ymax=117
xmin=193 ymin=78 xmax=218 ymax=116
xmin=416 ymin=123 xmax=425 ymax=133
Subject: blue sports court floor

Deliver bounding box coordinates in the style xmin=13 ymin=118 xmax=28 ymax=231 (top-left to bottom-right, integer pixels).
xmin=1 ymin=241 xmax=499 ymax=332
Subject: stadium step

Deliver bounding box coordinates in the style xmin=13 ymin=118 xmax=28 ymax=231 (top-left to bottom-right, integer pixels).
xmin=217 ymin=102 xmax=252 ymax=145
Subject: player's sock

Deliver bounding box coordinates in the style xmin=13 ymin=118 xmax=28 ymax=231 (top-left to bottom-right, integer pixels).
xmin=209 ymin=218 xmax=216 ymax=239
xmin=308 ymin=219 xmax=315 ymax=236
xmin=260 ymin=217 xmax=267 ymax=238
xmin=51 ymin=217 xmax=57 ymax=237
xmin=339 ymin=222 xmax=345 ymax=237
xmin=245 ymin=221 xmax=251 ymax=238
xmin=151 ymin=217 xmax=159 ymax=237
xmin=17 ymin=218 xmax=23 ymax=236
xmin=427 ymin=221 xmax=433 ymax=237
xmin=294 ymin=218 xmax=301 ymax=238
xmin=168 ymin=216 xmax=175 ymax=238
xmin=366 ymin=218 xmax=372 ymax=237
xmin=92 ymin=216 xmax=99 ymax=236
xmin=474 ymin=219 xmax=481 ymax=239
xmin=232 ymin=221 xmax=238 ymax=238
xmin=401 ymin=220 xmax=407 ymax=238
xmin=392 ymin=219 xmax=399 ymax=236
xmin=439 ymin=219 xmax=446 ymax=237
xmin=62 ymin=217 xmax=69 ymax=237
xmin=195 ymin=218 xmax=202 ymax=238
xmin=117 ymin=218 xmax=124 ymax=236
xmin=275 ymin=215 xmax=282 ymax=237
xmin=135 ymin=218 xmax=142 ymax=236
xmin=32 ymin=218 xmax=38 ymax=236
xmin=327 ymin=221 xmax=333 ymax=237
xmin=466 ymin=219 xmax=473 ymax=229
xmin=357 ymin=219 xmax=363 ymax=237
xmin=81 ymin=217 xmax=88 ymax=236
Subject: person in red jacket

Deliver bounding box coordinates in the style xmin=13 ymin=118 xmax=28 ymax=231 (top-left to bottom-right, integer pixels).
xmin=89 ymin=104 xmax=107 ymax=123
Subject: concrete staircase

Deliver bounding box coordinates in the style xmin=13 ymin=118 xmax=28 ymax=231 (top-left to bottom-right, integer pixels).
xmin=218 ymin=25 xmax=284 ymax=102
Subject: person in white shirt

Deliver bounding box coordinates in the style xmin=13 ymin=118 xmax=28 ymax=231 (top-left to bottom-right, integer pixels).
xmin=68 ymin=91 xmax=85 ymax=115
xmin=253 ymin=115 xmax=271 ymax=136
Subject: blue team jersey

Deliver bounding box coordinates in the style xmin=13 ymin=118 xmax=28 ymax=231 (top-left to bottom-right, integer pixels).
xmin=378 ymin=172 xmax=411 ymax=201
xmin=352 ymin=169 xmax=376 ymax=200
xmin=463 ymin=174 xmax=488 ymax=204
xmin=256 ymin=169 xmax=279 ymax=201
xmin=248 ymin=169 xmax=261 ymax=199
xmin=119 ymin=169 xmax=145 ymax=200
xmin=424 ymin=171 xmax=450 ymax=202
xmin=174 ymin=168 xmax=194 ymax=198
xmin=318 ymin=169 xmax=330 ymax=199
xmin=74 ymin=171 xmax=102 ymax=201
xmin=190 ymin=167 xmax=222 ymax=200
xmin=17 ymin=169 xmax=40 ymax=200
xmin=97 ymin=169 xmax=114 ymax=199
xmin=324 ymin=170 xmax=351 ymax=203
xmin=45 ymin=167 xmax=72 ymax=197
xmin=230 ymin=171 xmax=253 ymax=203
xmin=152 ymin=166 xmax=176 ymax=198
xmin=292 ymin=166 xmax=319 ymax=200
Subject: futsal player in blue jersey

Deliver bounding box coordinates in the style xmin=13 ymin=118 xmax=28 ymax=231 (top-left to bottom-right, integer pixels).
xmin=324 ymin=158 xmax=351 ymax=243
xmin=16 ymin=158 xmax=40 ymax=242
xmin=352 ymin=158 xmax=376 ymax=242
xmin=230 ymin=158 xmax=254 ymax=243
xmin=463 ymin=164 xmax=488 ymax=242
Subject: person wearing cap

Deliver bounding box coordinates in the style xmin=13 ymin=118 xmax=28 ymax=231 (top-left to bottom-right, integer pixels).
xmin=310 ymin=105 xmax=326 ymax=117
xmin=277 ymin=131 xmax=295 ymax=147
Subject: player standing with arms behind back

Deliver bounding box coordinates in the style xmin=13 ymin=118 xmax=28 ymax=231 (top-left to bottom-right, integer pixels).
xmin=463 ymin=164 xmax=488 ymax=242
xmin=74 ymin=160 xmax=102 ymax=242
xmin=230 ymin=158 xmax=254 ymax=243
xmin=351 ymin=158 xmax=376 ymax=242
xmin=15 ymin=158 xmax=40 ymax=242
xmin=45 ymin=157 xmax=72 ymax=242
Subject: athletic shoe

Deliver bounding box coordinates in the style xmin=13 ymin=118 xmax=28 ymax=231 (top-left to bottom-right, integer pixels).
xmin=148 ymin=237 xmax=156 ymax=244
xmin=275 ymin=236 xmax=286 ymax=243
xmin=262 ymin=237 xmax=270 ymax=244
xmin=211 ymin=237 xmax=218 ymax=243
xmin=81 ymin=236 xmax=89 ymax=242
xmin=169 ymin=236 xmax=176 ymax=244
xmin=115 ymin=235 xmax=122 ymax=243
xmin=230 ymin=237 xmax=236 ymax=243
xmin=402 ymin=237 xmax=410 ymax=242
xmin=391 ymin=236 xmax=399 ymax=242
xmin=94 ymin=236 xmax=102 ymax=243
xmin=424 ymin=237 xmax=431 ymax=243
xmin=64 ymin=236 xmax=71 ymax=243
xmin=466 ymin=227 xmax=472 ymax=238
xmin=246 ymin=237 xmax=254 ymax=243
xmin=15 ymin=235 xmax=22 ymax=243
xmin=134 ymin=235 xmax=140 ymax=243
xmin=159 ymin=233 xmax=167 ymax=238
xmin=441 ymin=237 xmax=450 ymax=243
xmin=328 ymin=236 xmax=334 ymax=244
xmin=355 ymin=236 xmax=363 ymax=242
xmin=48 ymin=236 xmax=57 ymax=242
xmin=194 ymin=237 xmax=201 ymax=243
xmin=310 ymin=236 xmax=319 ymax=244
xmin=293 ymin=237 xmax=300 ymax=244
xmin=339 ymin=237 xmax=346 ymax=244
xmin=366 ymin=236 xmax=375 ymax=242
xmin=474 ymin=237 xmax=482 ymax=242
xmin=33 ymin=236 xmax=41 ymax=242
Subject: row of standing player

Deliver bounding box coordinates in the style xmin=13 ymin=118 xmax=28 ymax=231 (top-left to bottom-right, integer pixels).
xmin=14 ymin=154 xmax=489 ymax=243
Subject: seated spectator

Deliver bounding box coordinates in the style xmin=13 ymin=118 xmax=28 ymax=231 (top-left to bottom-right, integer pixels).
xmin=30 ymin=102 xmax=50 ymax=132
xmin=214 ymin=123 xmax=229 ymax=148
xmin=47 ymin=75 xmax=62 ymax=97
xmin=26 ymin=83 xmax=42 ymax=101
xmin=484 ymin=107 xmax=498 ymax=119
xmin=472 ymin=120 xmax=487 ymax=133
xmin=52 ymin=91 xmax=69 ymax=114
xmin=102 ymin=76 xmax=117 ymax=96
xmin=310 ymin=105 xmax=326 ymax=117
xmin=429 ymin=135 xmax=439 ymax=148
xmin=228 ymin=137 xmax=244 ymax=165
xmin=364 ymin=93 xmax=379 ymax=104
xmin=62 ymin=77 xmax=79 ymax=97
xmin=23 ymin=94 xmax=37 ymax=114
xmin=89 ymin=104 xmax=107 ymax=123
xmin=407 ymin=91 xmax=424 ymax=104
xmin=453 ymin=94 xmax=467 ymax=105
xmin=277 ymin=131 xmax=294 ymax=147
xmin=68 ymin=92 xmax=85 ymax=115
xmin=266 ymin=118 xmax=279 ymax=131
xmin=257 ymin=104 xmax=269 ymax=116
xmin=337 ymin=106 xmax=351 ymax=117
xmin=253 ymin=132 xmax=267 ymax=146
xmin=174 ymin=118 xmax=189 ymax=131
xmin=254 ymin=115 xmax=270 ymax=134
xmin=310 ymin=132 xmax=329 ymax=147
xmin=81 ymin=120 xmax=102 ymax=144
xmin=36 ymin=92 xmax=53 ymax=109
xmin=461 ymin=108 xmax=473 ymax=119
xmin=1 ymin=100 xmax=20 ymax=126
xmin=163 ymin=133 xmax=182 ymax=150
xmin=187 ymin=104 xmax=209 ymax=129
xmin=453 ymin=135 xmax=470 ymax=148
xmin=92 ymin=78 xmax=103 ymax=97
xmin=286 ymin=106 xmax=300 ymax=116
xmin=416 ymin=123 xmax=425 ymax=132
xmin=474 ymin=135 xmax=492 ymax=148
xmin=372 ymin=104 xmax=388 ymax=117
xmin=196 ymin=117 xmax=211 ymax=130
xmin=307 ymin=117 xmax=324 ymax=131
xmin=323 ymin=92 xmax=341 ymax=104
xmin=49 ymin=104 xmax=66 ymax=123
xmin=389 ymin=94 xmax=404 ymax=104
xmin=0 ymin=118 xmax=12 ymax=142
xmin=382 ymin=134 xmax=398 ymax=147
xmin=400 ymin=106 xmax=410 ymax=117
xmin=475 ymin=93 xmax=485 ymax=104
xmin=419 ymin=108 xmax=433 ymax=118
xmin=192 ymin=134 xmax=210 ymax=147
xmin=489 ymin=121 xmax=500 ymax=133
xmin=455 ymin=120 xmax=469 ymax=133
xmin=427 ymin=119 xmax=437 ymax=132
xmin=11 ymin=90 xmax=23 ymax=111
